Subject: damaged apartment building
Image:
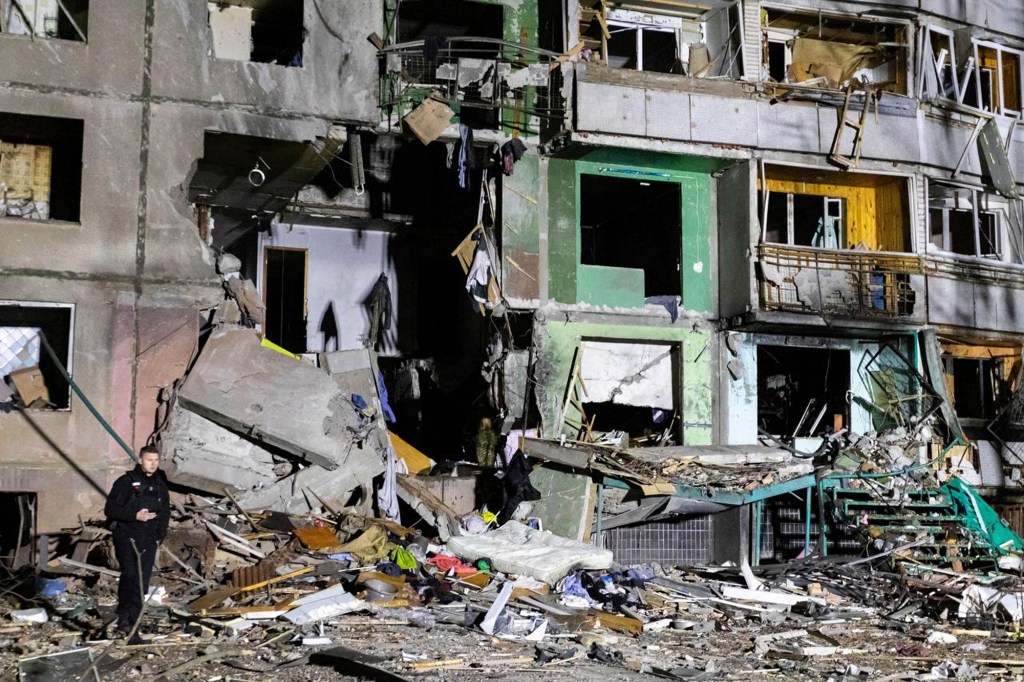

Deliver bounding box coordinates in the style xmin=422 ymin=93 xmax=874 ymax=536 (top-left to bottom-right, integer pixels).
xmin=1 ymin=0 xmax=1024 ymax=574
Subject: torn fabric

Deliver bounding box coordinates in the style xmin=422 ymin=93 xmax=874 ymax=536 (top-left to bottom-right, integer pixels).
xmin=790 ymin=38 xmax=886 ymax=87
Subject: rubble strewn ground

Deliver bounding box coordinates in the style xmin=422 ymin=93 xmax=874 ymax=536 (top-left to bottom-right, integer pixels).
xmin=6 ymin=490 xmax=1024 ymax=682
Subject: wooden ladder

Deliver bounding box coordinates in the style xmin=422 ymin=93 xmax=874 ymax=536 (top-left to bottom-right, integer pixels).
xmin=829 ymin=86 xmax=876 ymax=169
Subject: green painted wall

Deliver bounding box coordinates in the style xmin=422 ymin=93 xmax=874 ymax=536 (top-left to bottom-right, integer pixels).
xmin=534 ymin=317 xmax=714 ymax=445
xmin=548 ymin=157 xmax=578 ymax=303
xmin=545 ymin=148 xmax=714 ymax=312
xmin=578 ymin=265 xmax=645 ymax=308
xmin=501 ymin=154 xmax=541 ymax=299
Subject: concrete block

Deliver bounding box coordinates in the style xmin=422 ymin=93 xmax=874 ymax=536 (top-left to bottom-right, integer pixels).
xmin=162 ymin=405 xmax=279 ymax=494
xmin=178 ymin=328 xmax=367 ymax=470
xmin=758 ymin=101 xmax=821 ymax=154
xmin=689 ymin=94 xmax=758 ymax=147
xmin=576 ymin=82 xmax=646 ymax=137
xmin=235 ymin=438 xmax=385 ymax=514
xmin=645 ymin=89 xmax=691 ymax=141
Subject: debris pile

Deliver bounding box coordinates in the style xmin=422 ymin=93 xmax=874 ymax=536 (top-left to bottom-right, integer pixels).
xmin=5 ymin=479 xmax=1024 ymax=681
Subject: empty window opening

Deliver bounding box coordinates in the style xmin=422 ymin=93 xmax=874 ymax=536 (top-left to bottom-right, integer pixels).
xmin=759 ymin=166 xmax=910 ymax=252
xmin=397 ymin=0 xmax=503 ymax=56
xmin=262 ymin=247 xmax=307 ymax=354
xmin=208 ymin=0 xmax=304 ymax=67
xmin=0 ymin=302 xmax=73 ymax=410
xmin=944 ymin=356 xmax=997 ymax=420
xmin=928 ymin=183 xmax=1018 ymax=262
xmin=762 ymin=9 xmax=908 ymax=94
xmin=0 ymin=493 xmax=36 ymax=570
xmin=758 ymin=345 xmax=850 ymax=438
xmin=580 ymin=174 xmax=681 ymax=297
xmin=0 ymin=112 xmax=83 ymax=222
xmin=2 ymin=0 xmax=88 ymax=41
xmin=579 ymin=340 xmax=679 ymax=445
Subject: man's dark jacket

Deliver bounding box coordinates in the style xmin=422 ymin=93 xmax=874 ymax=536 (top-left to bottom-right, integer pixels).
xmin=104 ymin=465 xmax=170 ymax=544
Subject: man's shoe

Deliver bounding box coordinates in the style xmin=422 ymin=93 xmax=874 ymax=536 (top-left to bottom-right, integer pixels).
xmin=126 ymin=633 xmax=144 ymax=645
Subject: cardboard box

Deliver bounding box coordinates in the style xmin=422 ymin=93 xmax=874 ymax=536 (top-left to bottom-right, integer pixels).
xmin=9 ymin=366 xmax=49 ymax=406
xmin=404 ymin=97 xmax=454 ymax=145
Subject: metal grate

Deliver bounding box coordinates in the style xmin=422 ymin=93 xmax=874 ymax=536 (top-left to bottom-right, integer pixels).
xmin=602 ymin=514 xmax=714 ymax=565
xmin=0 ymin=326 xmax=40 ymax=376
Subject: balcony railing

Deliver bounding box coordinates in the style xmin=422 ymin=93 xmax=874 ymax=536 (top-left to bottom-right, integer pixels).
xmin=378 ymin=37 xmax=565 ymax=133
xmin=757 ymin=244 xmax=924 ymax=319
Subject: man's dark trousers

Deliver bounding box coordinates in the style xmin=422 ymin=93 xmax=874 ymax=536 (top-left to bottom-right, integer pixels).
xmin=113 ymin=532 xmax=157 ymax=630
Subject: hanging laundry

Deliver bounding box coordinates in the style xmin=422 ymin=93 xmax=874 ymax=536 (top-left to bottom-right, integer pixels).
xmin=366 ymin=272 xmax=392 ymax=350
xmin=500 ymin=138 xmax=527 ymax=176
xmin=457 ymin=123 xmax=474 ymax=188
xmin=465 ymin=231 xmax=493 ymax=307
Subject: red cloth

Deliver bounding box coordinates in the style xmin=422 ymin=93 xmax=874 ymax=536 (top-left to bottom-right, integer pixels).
xmin=428 ymin=554 xmax=477 ymax=576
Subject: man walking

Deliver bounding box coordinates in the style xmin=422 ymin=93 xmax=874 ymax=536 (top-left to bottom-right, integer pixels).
xmin=104 ymin=445 xmax=170 ymax=642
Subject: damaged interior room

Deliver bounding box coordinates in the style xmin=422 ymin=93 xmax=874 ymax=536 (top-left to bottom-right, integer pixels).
xmin=4 ymin=0 xmax=1024 ymax=679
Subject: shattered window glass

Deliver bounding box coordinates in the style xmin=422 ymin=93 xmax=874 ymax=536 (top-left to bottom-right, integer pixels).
xmin=859 ymin=343 xmax=941 ymax=432
xmin=0 ymin=326 xmax=40 ymax=377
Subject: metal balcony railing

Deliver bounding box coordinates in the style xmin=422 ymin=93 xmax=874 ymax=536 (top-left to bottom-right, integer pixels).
xmin=378 ymin=37 xmax=566 ymax=130
xmin=757 ymin=244 xmax=924 ymax=319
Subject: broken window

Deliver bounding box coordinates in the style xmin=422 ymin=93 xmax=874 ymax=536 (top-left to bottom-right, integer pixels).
xmin=921 ymin=28 xmax=1024 ymax=117
xmin=941 ymin=342 xmax=1022 ymax=423
xmin=944 ymin=357 xmax=998 ymax=420
xmin=1 ymin=0 xmax=87 ymax=41
xmin=970 ymin=43 xmax=1022 ymax=116
xmin=583 ymin=3 xmax=742 ymax=78
xmin=580 ymin=173 xmax=681 ymax=297
xmin=928 ymin=182 xmax=1023 ymax=263
xmin=0 ymin=302 xmax=73 ymax=410
xmin=579 ymin=340 xmax=679 ymax=445
xmin=0 ymin=112 xmax=83 ymax=222
xmin=262 ymin=247 xmax=307 ymax=355
xmin=759 ymin=166 xmax=910 ymax=252
xmin=762 ymin=9 xmax=908 ymax=94
xmin=606 ymin=9 xmax=682 ymax=73
xmin=758 ymin=345 xmax=849 ymax=438
xmin=208 ymin=0 xmax=304 ymax=67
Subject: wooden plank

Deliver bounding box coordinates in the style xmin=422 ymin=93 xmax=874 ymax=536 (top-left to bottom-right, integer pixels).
xmin=187 ymin=585 xmax=241 ymax=614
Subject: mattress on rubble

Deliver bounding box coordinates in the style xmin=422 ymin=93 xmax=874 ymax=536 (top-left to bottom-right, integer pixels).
xmin=446 ymin=520 xmax=613 ymax=585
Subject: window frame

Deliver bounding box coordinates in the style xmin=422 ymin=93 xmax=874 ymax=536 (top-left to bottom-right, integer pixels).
xmin=920 ymin=26 xmax=1024 ymax=118
xmin=927 ymin=181 xmax=1022 ymax=263
xmin=972 ymin=40 xmax=1023 ymax=117
xmin=764 ymin=190 xmax=846 ymax=249
xmin=605 ymin=7 xmax=683 ymax=74
xmin=0 ymin=0 xmax=87 ymax=43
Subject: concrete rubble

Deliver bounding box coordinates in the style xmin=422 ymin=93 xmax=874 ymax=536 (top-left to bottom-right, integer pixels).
xmin=6 ymin=471 xmax=1024 ymax=681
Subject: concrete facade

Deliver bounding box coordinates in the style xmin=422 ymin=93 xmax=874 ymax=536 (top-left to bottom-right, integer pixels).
xmin=0 ymin=0 xmax=381 ymax=532
xmin=4 ymin=0 xmax=1024 ymax=542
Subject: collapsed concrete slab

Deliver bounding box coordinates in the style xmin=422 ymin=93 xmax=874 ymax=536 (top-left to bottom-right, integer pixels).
xmin=178 ymin=328 xmax=365 ymax=470
xmin=162 ymin=405 xmax=279 ymax=494
xmin=235 ymin=436 xmax=386 ymax=514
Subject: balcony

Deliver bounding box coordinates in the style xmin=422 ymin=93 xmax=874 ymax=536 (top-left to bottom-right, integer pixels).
xmin=378 ymin=37 xmax=565 ymax=139
xmin=757 ymin=244 xmax=924 ymax=321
